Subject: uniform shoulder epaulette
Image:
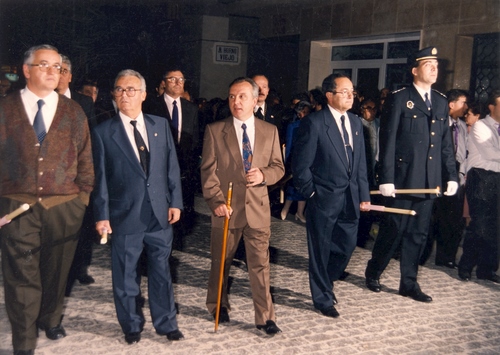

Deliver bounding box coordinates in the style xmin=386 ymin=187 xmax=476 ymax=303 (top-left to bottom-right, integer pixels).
xmin=432 ymin=89 xmax=447 ymax=98
xmin=392 ymin=87 xmax=406 ymax=94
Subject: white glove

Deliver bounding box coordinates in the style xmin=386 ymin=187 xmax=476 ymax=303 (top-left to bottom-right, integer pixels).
xmin=379 ymin=183 xmax=396 ymax=197
xmin=444 ymin=181 xmax=459 ymax=196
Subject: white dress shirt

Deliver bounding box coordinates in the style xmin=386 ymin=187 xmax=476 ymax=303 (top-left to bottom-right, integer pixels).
xmin=328 ymin=104 xmax=353 ymax=148
xmin=21 ymin=87 xmax=59 ymax=133
xmin=163 ymin=94 xmax=182 ymax=142
xmin=233 ymin=115 xmax=255 ymax=159
xmin=466 ymin=115 xmax=500 ymax=173
xmin=413 ymin=83 xmax=432 ymax=107
xmin=120 ymin=112 xmax=149 ymax=162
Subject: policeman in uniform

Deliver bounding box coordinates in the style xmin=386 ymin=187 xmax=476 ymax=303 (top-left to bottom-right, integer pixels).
xmin=364 ymin=47 xmax=458 ymax=302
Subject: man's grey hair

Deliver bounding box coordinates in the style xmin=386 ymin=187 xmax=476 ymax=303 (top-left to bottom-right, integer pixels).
xmin=23 ymin=44 xmax=60 ymax=65
xmin=229 ymin=77 xmax=259 ymax=99
xmin=60 ymin=54 xmax=72 ymax=72
xmin=114 ymin=69 xmax=147 ymax=92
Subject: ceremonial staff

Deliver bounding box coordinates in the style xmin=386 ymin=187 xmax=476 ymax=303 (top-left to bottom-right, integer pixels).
xmin=214 ymin=182 xmax=233 ymax=332
xmin=0 ymin=203 xmax=30 ymax=227
xmin=370 ymin=186 xmax=440 ymax=196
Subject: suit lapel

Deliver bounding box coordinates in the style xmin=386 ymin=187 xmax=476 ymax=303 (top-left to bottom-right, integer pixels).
xmin=144 ymin=114 xmax=157 ymax=172
xmin=222 ymin=119 xmax=246 ymax=178
xmin=325 ymin=110 xmax=350 ymax=172
xmin=110 ymin=115 xmax=146 ymax=177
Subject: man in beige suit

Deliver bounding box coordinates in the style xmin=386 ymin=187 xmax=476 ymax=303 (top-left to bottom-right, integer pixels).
xmin=201 ymin=77 xmax=284 ymax=335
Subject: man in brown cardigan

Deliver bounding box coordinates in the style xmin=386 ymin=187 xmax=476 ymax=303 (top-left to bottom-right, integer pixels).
xmin=0 ymin=44 xmax=94 ymax=355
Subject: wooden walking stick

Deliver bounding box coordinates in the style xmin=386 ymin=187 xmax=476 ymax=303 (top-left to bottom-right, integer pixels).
xmin=214 ymin=182 xmax=233 ymax=332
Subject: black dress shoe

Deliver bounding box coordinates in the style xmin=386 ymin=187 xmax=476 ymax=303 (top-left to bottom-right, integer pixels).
xmin=213 ymin=307 xmax=230 ymax=323
xmin=256 ymin=320 xmax=282 ymax=335
xmin=44 ymin=324 xmax=66 ymax=340
xmin=125 ymin=332 xmax=141 ymax=344
xmin=77 ymin=274 xmax=95 ymax=285
xmin=366 ymin=278 xmax=381 ymax=292
xmin=14 ymin=350 xmax=34 ymax=355
xmin=338 ymin=271 xmax=349 ymax=280
xmin=435 ymin=261 xmax=458 ymax=269
xmin=458 ymin=269 xmax=471 ymax=281
xmin=319 ymin=306 xmax=339 ymax=318
xmin=477 ymin=274 xmax=500 ymax=283
xmin=166 ymin=329 xmax=184 ymax=341
xmin=399 ymin=288 xmax=432 ymax=303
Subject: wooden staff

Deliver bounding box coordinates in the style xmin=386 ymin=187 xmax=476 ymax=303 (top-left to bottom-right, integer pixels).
xmin=370 ymin=186 xmax=440 ymax=196
xmin=0 ymin=203 xmax=30 ymax=227
xmin=214 ymin=182 xmax=233 ymax=332
xmin=100 ymin=230 xmax=108 ymax=245
xmin=367 ymin=204 xmax=416 ymax=215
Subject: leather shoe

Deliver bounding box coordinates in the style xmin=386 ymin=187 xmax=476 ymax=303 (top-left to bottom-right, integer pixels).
xmin=435 ymin=260 xmax=457 ymax=269
xmin=256 ymin=320 xmax=282 ymax=335
xmin=319 ymin=306 xmax=339 ymax=318
xmin=77 ymin=274 xmax=95 ymax=285
xmin=477 ymin=274 xmax=500 ymax=283
xmin=458 ymin=269 xmax=471 ymax=281
xmin=125 ymin=332 xmax=141 ymax=344
xmin=166 ymin=329 xmax=184 ymax=341
xmin=338 ymin=271 xmax=349 ymax=280
xmin=44 ymin=324 xmax=66 ymax=340
xmin=366 ymin=278 xmax=381 ymax=293
xmin=14 ymin=350 xmax=34 ymax=355
xmin=399 ymin=288 xmax=432 ymax=303
xmin=212 ymin=307 xmax=230 ymax=323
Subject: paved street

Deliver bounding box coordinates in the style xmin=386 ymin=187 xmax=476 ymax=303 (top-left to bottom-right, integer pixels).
xmin=1 ymin=196 xmax=499 ymax=354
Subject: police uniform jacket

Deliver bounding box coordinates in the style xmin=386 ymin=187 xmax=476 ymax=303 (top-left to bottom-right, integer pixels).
xmin=378 ymin=85 xmax=457 ymax=198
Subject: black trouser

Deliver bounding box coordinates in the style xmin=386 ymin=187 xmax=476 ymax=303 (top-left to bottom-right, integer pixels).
xmin=459 ymin=168 xmax=500 ymax=277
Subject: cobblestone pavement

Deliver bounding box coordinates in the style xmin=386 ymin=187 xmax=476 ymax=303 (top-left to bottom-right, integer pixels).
xmin=1 ymin=196 xmax=499 ymax=354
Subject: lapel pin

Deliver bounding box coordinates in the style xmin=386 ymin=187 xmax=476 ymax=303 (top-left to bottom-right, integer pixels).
xmin=154 ymin=133 xmax=158 ymax=136
xmin=407 ymin=101 xmax=414 ymax=109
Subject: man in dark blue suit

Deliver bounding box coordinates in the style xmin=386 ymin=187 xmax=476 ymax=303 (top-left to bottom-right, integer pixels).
xmin=292 ymin=74 xmax=371 ymax=318
xmin=364 ymin=47 xmax=458 ymax=303
xmin=92 ymin=69 xmax=184 ymax=344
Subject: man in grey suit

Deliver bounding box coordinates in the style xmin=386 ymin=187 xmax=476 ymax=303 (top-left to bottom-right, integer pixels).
xmin=92 ymin=69 xmax=184 ymax=344
xmin=292 ymin=74 xmax=371 ymax=318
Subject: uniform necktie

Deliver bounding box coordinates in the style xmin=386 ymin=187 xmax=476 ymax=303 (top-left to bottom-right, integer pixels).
xmin=424 ymin=92 xmax=432 ymax=111
xmin=255 ymin=107 xmax=264 ymax=120
xmin=452 ymin=122 xmax=459 ymax=153
xmin=340 ymin=115 xmax=353 ymax=174
xmin=242 ymin=123 xmax=252 ymax=173
xmin=130 ymin=120 xmax=149 ymax=174
xmin=172 ymin=100 xmax=179 ymax=142
xmin=33 ymin=99 xmax=46 ymax=143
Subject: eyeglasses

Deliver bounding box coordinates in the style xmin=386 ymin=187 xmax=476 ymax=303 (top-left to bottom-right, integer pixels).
xmin=113 ymin=87 xmax=142 ymax=97
xmin=331 ymin=89 xmax=357 ymax=97
xmin=29 ymin=62 xmax=62 ymax=73
xmin=60 ymin=68 xmax=70 ymax=75
xmin=165 ymin=77 xmax=186 ymax=84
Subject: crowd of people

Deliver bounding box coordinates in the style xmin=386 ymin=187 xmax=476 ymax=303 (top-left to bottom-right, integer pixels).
xmin=0 ymin=43 xmax=499 ymax=355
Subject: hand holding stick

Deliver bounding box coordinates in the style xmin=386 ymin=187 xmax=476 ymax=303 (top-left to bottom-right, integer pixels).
xmin=367 ymin=204 xmax=416 ymax=215
xmin=214 ymin=182 xmax=233 ymax=333
xmin=0 ymin=203 xmax=30 ymax=227
xmin=100 ymin=230 xmax=108 ymax=245
xmin=370 ymin=186 xmax=440 ymax=197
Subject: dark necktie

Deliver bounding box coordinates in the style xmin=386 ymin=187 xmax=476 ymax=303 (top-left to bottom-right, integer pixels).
xmin=171 ymin=100 xmax=179 ymax=142
xmin=33 ymin=99 xmax=46 ymax=143
xmin=130 ymin=120 xmax=149 ymax=175
xmin=242 ymin=123 xmax=253 ymax=173
xmin=424 ymin=92 xmax=432 ymax=111
xmin=452 ymin=122 xmax=459 ymax=153
xmin=255 ymin=107 xmax=264 ymax=120
xmin=340 ymin=115 xmax=353 ymax=174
